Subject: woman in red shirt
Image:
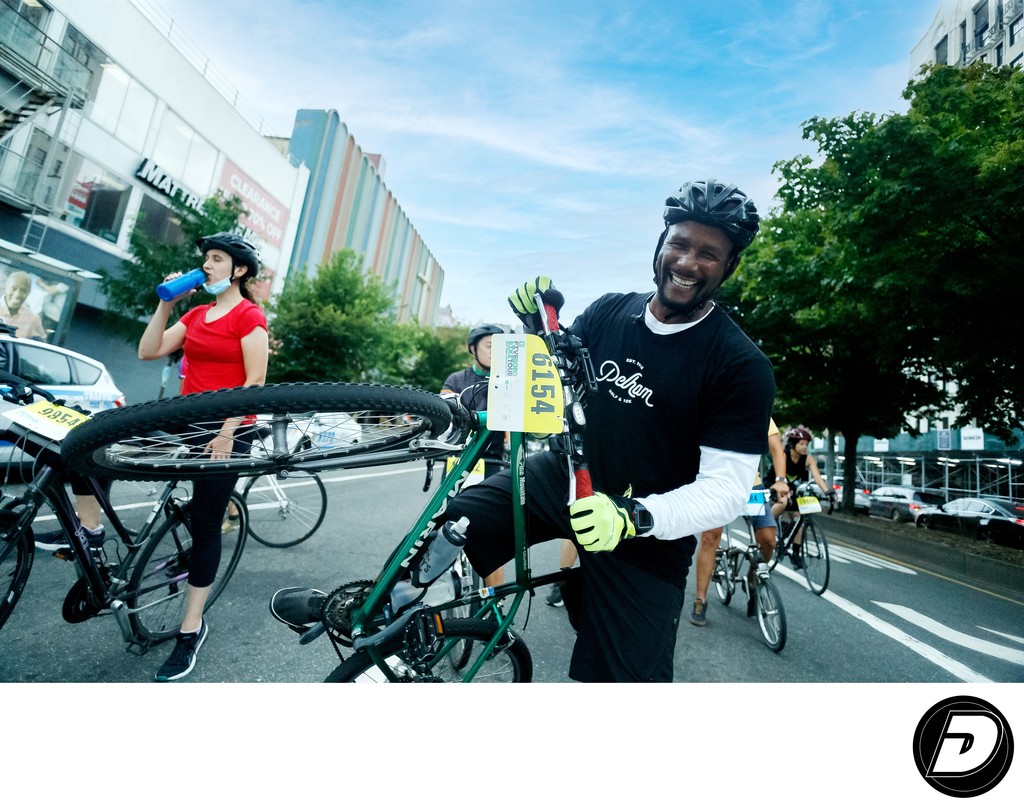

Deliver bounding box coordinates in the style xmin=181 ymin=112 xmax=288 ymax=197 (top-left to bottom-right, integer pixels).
xmin=138 ymin=232 xmax=269 ymax=681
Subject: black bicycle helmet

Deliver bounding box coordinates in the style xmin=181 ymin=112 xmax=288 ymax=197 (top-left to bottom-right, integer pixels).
xmin=663 ymin=179 xmax=760 ymax=252
xmin=468 ymin=324 xmax=503 ymax=351
xmin=195 ymin=232 xmax=261 ymax=278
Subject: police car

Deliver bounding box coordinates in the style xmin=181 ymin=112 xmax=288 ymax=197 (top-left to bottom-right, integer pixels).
xmin=1 ymin=324 xmax=125 ymax=473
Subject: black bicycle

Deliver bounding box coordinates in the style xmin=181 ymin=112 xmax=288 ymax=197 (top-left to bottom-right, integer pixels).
xmin=711 ymin=490 xmax=787 ymax=652
xmin=769 ymin=481 xmax=834 ymax=595
xmin=0 ymin=371 xmax=247 ymax=651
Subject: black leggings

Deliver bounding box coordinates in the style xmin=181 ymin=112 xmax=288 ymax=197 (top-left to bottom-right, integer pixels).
xmin=186 ymin=428 xmax=253 ymax=589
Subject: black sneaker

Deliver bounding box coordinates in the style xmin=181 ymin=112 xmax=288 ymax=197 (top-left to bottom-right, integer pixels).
xmin=747 ymin=588 xmax=757 ymax=618
xmin=155 ymin=621 xmax=209 ymax=682
xmin=545 ymin=583 xmax=564 ymax=608
xmin=790 ymin=550 xmax=804 ymax=570
xmin=34 ymin=526 xmax=105 ymax=552
xmin=270 ymin=587 xmax=326 ymax=633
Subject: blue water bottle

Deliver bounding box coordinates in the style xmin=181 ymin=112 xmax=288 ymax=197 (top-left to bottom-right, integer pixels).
xmin=156 ymin=268 xmax=205 ymax=301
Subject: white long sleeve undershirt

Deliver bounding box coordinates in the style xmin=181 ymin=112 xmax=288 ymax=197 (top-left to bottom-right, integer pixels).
xmin=635 ymin=446 xmax=760 ymax=540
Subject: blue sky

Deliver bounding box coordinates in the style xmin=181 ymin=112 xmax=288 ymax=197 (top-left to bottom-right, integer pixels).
xmin=160 ymin=0 xmax=939 ymax=326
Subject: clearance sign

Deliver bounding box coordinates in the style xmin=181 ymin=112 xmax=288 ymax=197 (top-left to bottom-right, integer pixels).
xmin=487 ymin=334 xmax=563 ymax=436
xmin=219 ymin=159 xmax=288 ymax=248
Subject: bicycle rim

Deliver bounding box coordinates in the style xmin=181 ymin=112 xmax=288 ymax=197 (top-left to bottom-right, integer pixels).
xmin=61 ymin=383 xmax=452 ymax=481
xmin=127 ymin=495 xmax=247 ymax=643
xmin=756 ymin=578 xmax=787 ymax=653
xmin=324 ymin=618 xmax=533 ymax=682
xmin=0 ymin=521 xmax=32 ymax=631
xmin=244 ymin=471 xmax=327 ymax=547
xmin=800 ymin=520 xmax=830 ymax=595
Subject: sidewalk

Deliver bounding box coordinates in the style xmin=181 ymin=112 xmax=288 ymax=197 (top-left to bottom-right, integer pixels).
xmin=821 ymin=513 xmax=1024 ymax=601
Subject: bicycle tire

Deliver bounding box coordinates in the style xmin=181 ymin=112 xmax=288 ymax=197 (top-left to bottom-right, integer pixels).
xmin=243 ymin=470 xmax=327 ymax=547
xmin=755 ymin=577 xmax=787 ymax=653
xmin=127 ymin=493 xmax=248 ymax=643
xmin=712 ymin=552 xmax=732 ymax=605
xmin=324 ymin=618 xmax=533 ymax=682
xmin=0 ymin=515 xmax=32 ymax=631
xmin=768 ymin=523 xmax=789 ymax=572
xmin=800 ymin=519 xmax=830 ymax=595
xmin=61 ymin=383 xmax=452 ymax=482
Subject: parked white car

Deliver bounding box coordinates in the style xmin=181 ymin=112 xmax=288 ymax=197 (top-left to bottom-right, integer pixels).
xmin=0 ymin=326 xmax=125 ymax=472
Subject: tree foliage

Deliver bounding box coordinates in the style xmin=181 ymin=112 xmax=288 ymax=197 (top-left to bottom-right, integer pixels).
xmin=100 ymin=192 xmax=248 ymax=342
xmin=723 ymin=63 xmax=1024 ymax=511
xmin=266 ymin=249 xmax=394 ymax=383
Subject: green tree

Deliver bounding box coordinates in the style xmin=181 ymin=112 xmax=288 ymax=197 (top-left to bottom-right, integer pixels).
xmin=371 ymin=322 xmax=466 ymax=390
xmin=265 ymin=249 xmax=397 ymax=382
xmin=723 ymin=63 xmax=1024 ymax=511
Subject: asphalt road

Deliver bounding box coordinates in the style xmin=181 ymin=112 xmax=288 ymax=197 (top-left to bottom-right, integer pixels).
xmin=2 ymin=464 xmax=1022 ymax=684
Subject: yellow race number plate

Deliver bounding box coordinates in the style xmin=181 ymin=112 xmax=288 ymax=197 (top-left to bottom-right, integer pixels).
xmin=1 ymin=400 xmax=91 ymax=442
xmin=486 ymin=334 xmax=564 ymax=436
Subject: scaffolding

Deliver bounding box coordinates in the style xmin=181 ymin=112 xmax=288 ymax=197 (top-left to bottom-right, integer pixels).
xmin=831 ymin=452 xmax=1023 ymax=502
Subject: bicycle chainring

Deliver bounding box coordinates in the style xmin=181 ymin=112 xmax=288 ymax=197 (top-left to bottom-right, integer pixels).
xmin=321 ymin=580 xmax=375 ymax=646
xmin=62 ymin=576 xmax=103 ymax=623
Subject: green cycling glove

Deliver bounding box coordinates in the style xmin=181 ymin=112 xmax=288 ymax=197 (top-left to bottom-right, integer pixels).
xmin=508 ymin=276 xmax=564 ymax=332
xmin=569 ymin=492 xmax=638 ymax=553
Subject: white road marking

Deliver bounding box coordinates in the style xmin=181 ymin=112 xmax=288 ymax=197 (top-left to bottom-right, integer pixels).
xmin=724 ymin=526 xmax=992 ymax=682
xmin=875 ymin=602 xmax=1024 ymax=666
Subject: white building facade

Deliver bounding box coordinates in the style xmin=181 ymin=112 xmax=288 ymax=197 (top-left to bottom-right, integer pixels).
xmin=911 ymin=0 xmax=1024 ymax=72
xmin=0 ymin=0 xmax=308 ymax=402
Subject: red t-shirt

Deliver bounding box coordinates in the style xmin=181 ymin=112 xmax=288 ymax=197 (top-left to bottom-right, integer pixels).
xmin=178 ymin=300 xmax=267 ymax=395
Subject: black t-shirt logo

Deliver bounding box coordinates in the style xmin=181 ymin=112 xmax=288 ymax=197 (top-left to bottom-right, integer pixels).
xmin=913 ymin=695 xmax=1014 ymax=797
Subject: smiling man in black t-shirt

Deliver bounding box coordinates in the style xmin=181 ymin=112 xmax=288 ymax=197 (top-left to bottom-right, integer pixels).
xmin=446 ymin=180 xmax=775 ymax=681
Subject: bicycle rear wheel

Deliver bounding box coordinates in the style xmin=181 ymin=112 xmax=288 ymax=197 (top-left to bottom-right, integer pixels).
xmin=243 ymin=471 xmax=327 ymax=547
xmin=0 ymin=513 xmax=32 ymax=631
xmin=755 ymin=578 xmax=787 ymax=653
xmin=800 ymin=519 xmax=830 ymax=595
xmin=127 ymin=493 xmax=248 ymax=643
xmin=712 ymin=551 xmax=733 ymax=605
xmin=61 ymin=383 xmax=452 ymax=482
xmin=324 ymin=618 xmax=533 ymax=682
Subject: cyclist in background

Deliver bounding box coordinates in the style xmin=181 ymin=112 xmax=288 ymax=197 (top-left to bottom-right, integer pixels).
xmin=775 ymin=425 xmax=830 ymax=569
xmin=689 ymin=418 xmax=789 ymax=626
xmin=441 ymin=324 xmax=506 ymax=588
xmin=441 ymin=324 xmax=505 ymax=477
xmin=438 ymin=180 xmax=774 ymax=682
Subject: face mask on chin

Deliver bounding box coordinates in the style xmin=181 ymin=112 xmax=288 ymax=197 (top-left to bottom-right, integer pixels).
xmin=203 ymin=276 xmax=233 ymax=295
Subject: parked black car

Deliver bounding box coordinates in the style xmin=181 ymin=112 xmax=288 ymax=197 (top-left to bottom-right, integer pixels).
xmin=915 ymin=497 xmax=1024 ymax=548
xmin=868 ymin=486 xmax=946 ymax=523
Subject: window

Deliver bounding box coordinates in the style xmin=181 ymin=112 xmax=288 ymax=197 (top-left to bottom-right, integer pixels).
xmin=88 ymin=62 xmax=157 ymax=151
xmin=960 ymin=21 xmax=969 ymax=61
xmin=935 ymin=35 xmax=949 ymax=64
xmin=997 ymin=43 xmax=1004 ymax=65
xmin=974 ymin=1 xmax=990 ymax=50
xmin=70 ymin=356 xmax=102 ymax=385
xmin=58 ymin=153 xmax=131 ymax=243
xmin=134 ymin=194 xmax=186 ymax=246
xmin=152 ymin=110 xmax=216 ymax=194
xmin=1011 ymin=15 xmax=1022 ymax=46
xmin=15 ymin=343 xmax=72 ymax=385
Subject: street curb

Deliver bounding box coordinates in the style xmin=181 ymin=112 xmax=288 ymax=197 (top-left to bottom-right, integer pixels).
xmin=821 ymin=514 xmax=1024 ymax=601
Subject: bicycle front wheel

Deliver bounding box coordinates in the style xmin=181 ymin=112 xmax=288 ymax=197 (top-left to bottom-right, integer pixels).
xmin=755 ymin=578 xmax=787 ymax=653
xmin=800 ymin=519 xmax=830 ymax=595
xmin=324 ymin=618 xmax=533 ymax=682
xmin=127 ymin=494 xmax=248 ymax=643
xmin=243 ymin=471 xmax=327 ymax=548
xmin=62 ymin=383 xmax=452 ymax=481
xmin=0 ymin=514 xmax=32 ymax=631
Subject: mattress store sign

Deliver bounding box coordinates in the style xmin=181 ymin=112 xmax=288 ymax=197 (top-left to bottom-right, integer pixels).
xmin=135 ymin=159 xmax=203 ymax=212
xmin=219 ymin=159 xmax=288 ymax=248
